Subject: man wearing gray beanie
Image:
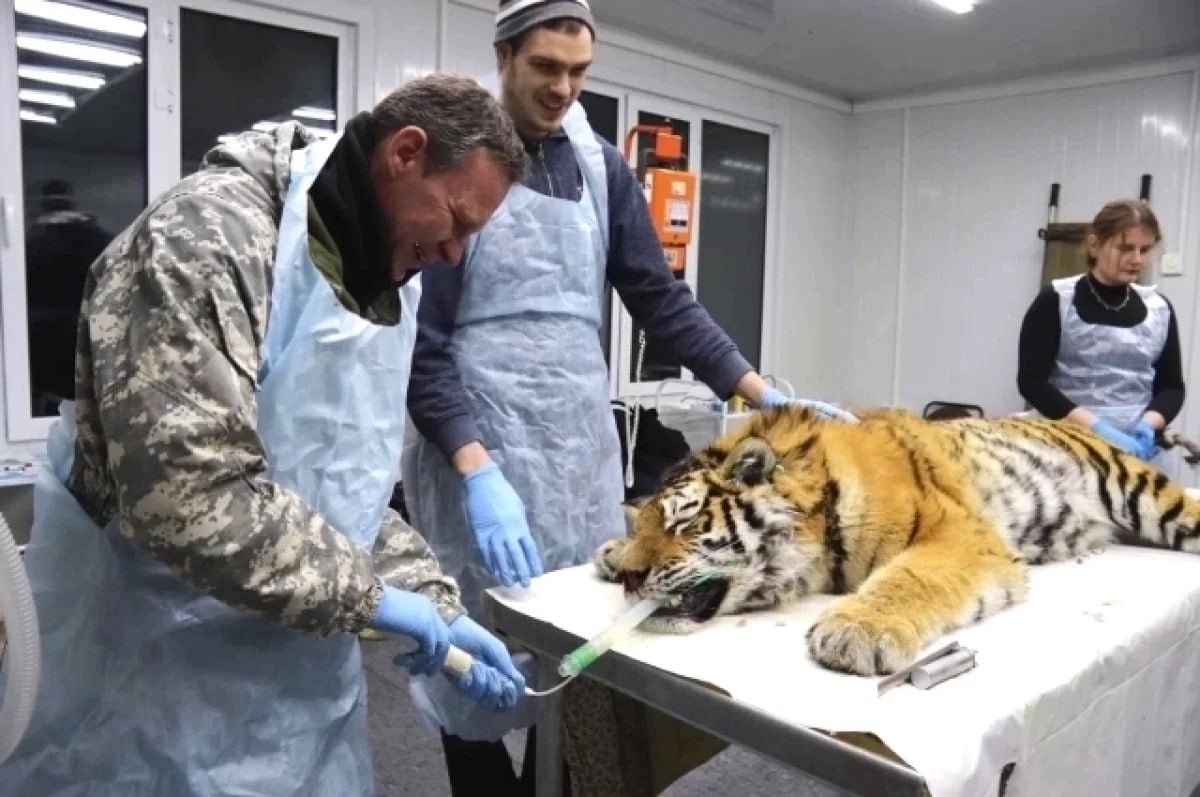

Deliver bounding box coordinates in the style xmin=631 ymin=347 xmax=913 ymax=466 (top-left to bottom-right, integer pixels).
xmin=493 ymin=0 xmax=594 ymax=46
xmin=404 ymin=3 xmax=855 ymax=795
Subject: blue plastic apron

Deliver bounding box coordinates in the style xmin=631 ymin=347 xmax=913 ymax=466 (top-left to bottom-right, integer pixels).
xmin=1050 ymin=274 xmax=1169 ymax=432
xmin=401 ymin=102 xmax=625 ymax=739
xmin=0 ymin=134 xmax=420 ymax=796
xmin=403 ymin=101 xmax=625 ymax=618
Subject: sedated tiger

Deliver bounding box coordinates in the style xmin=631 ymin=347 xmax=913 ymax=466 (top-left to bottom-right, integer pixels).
xmin=594 ymin=405 xmax=1200 ymax=676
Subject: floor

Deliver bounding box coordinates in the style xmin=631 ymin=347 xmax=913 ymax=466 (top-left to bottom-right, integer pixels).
xmin=361 ymin=638 xmax=845 ymax=797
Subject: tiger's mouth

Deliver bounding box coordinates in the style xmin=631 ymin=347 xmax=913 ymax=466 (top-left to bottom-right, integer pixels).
xmin=650 ymin=578 xmax=730 ymax=622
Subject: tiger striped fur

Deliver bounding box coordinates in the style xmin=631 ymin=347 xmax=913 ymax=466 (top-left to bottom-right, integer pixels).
xmin=593 ymin=405 xmax=1200 ymax=676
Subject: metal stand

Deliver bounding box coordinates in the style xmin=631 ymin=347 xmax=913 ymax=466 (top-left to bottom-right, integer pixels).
xmin=534 ymin=655 xmax=565 ymax=797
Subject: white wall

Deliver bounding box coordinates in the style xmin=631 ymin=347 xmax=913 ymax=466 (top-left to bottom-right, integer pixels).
xmin=844 ymin=109 xmax=907 ymax=407
xmin=844 ymin=64 xmax=1200 ymax=428
xmin=774 ymin=100 xmax=855 ymax=401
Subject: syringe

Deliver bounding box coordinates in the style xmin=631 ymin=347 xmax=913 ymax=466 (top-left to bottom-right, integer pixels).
xmin=437 ymin=596 xmax=663 ymax=696
xmin=556 ymin=596 xmax=661 ymax=678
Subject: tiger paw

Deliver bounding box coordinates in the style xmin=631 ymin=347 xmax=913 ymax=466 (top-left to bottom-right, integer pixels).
xmin=593 ymin=537 xmax=629 ymax=582
xmin=805 ymin=599 xmax=921 ymax=676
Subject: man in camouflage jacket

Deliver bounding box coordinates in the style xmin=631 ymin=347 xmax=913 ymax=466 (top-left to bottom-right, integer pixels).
xmin=70 ymin=77 xmax=526 ymax=638
xmin=0 ymin=74 xmax=530 ymax=797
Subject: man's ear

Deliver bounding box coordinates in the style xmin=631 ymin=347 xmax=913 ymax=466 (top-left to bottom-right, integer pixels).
xmin=381 ymin=126 xmax=429 ymax=174
xmin=722 ymin=437 xmax=776 ymax=486
xmin=495 ymin=42 xmax=514 ymax=72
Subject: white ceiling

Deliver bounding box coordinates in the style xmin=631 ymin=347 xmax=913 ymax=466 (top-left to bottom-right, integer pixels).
xmin=594 ymin=0 xmax=1200 ymax=103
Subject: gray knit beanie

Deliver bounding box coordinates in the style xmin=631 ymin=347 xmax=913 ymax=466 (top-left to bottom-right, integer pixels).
xmin=494 ymin=0 xmax=595 ymax=45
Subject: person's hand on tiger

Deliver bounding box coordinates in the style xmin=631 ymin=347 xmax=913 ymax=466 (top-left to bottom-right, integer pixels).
xmin=758 ymin=387 xmax=859 ymax=424
xmin=1089 ymin=418 xmax=1142 ymax=457
xmin=461 ymin=461 xmax=543 ymax=588
xmin=1131 ymin=419 xmax=1160 ymax=461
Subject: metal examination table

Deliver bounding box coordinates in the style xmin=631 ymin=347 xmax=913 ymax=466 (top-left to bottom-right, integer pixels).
xmin=483 ymin=591 xmax=929 ymax=797
xmin=484 ymin=547 xmax=1200 ymax=797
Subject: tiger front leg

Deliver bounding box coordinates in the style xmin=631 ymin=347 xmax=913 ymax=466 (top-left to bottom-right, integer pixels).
xmin=805 ymin=523 xmax=1029 ymax=676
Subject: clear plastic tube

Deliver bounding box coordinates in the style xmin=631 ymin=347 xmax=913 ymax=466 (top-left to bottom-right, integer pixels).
xmin=556 ymin=597 xmax=661 ymax=678
xmin=438 ymin=598 xmax=663 ymax=698
xmin=0 ymin=513 xmax=40 ymax=763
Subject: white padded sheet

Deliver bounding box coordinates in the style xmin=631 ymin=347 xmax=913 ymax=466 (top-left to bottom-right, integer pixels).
xmin=490 ymin=546 xmax=1200 ymax=796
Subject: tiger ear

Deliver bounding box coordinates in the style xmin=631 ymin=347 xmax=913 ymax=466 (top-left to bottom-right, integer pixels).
xmin=660 ymin=454 xmax=702 ymax=485
xmin=723 ymin=436 xmax=777 ymax=486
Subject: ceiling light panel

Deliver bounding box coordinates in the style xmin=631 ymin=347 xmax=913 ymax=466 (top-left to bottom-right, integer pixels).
xmin=15 ymin=0 xmax=147 ymax=39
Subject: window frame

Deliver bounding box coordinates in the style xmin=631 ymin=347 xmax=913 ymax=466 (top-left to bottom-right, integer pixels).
xmin=168 ymin=0 xmax=365 ymax=185
xmin=693 ymin=107 xmax=779 ymax=378
xmin=613 ymin=90 xmax=781 ymax=403
xmin=0 ymin=0 xmax=368 ymax=442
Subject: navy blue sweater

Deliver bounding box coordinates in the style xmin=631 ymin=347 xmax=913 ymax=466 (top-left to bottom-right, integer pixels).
xmin=407 ymin=125 xmax=754 ymax=458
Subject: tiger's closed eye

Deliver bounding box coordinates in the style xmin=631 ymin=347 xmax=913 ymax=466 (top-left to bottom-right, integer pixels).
xmin=662 ymin=492 xmax=703 ymax=534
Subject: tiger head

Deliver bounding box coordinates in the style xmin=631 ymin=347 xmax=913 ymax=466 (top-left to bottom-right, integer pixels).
xmin=595 ymin=408 xmax=832 ymax=633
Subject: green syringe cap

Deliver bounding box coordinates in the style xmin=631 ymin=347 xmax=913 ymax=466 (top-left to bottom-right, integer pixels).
xmin=558 ymin=643 xmax=600 ymax=678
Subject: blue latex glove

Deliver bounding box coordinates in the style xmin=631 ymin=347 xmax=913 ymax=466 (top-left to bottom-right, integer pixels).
xmin=1131 ymin=420 xmax=1160 ymax=461
xmin=441 ymin=615 xmax=526 ymax=710
xmin=369 ymin=585 xmax=450 ymax=677
xmin=462 ymin=462 xmax=543 ymax=588
xmin=1090 ymin=419 xmax=1141 ymax=457
xmin=759 ymin=388 xmax=859 ymax=423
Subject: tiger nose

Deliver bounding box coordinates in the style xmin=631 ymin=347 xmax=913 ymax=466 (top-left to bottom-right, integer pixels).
xmin=622 ymin=569 xmax=649 ymax=593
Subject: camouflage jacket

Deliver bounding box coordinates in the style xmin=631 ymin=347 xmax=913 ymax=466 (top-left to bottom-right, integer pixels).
xmin=68 ymin=122 xmax=463 ymax=635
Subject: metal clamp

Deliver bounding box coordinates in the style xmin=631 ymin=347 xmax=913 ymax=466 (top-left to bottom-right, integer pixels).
xmin=877 ymin=640 xmax=977 ymax=696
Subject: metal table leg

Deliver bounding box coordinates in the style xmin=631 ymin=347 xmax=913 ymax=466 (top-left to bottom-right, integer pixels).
xmin=535 ymin=654 xmax=564 ymax=797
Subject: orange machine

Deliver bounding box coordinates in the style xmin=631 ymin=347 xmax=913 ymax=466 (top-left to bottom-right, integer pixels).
xmin=623 ymin=123 xmax=696 ymax=273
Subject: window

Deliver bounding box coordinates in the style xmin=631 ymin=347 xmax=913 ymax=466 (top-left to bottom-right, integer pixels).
xmin=612 ymin=93 xmax=775 ymax=399
xmin=696 ymin=119 xmax=768 ymax=369
xmin=579 ymin=89 xmax=619 ymax=147
xmin=8 ymin=0 xmax=148 ymax=424
xmin=1 ymin=0 xmax=360 ymax=442
xmin=180 ymin=9 xmax=338 ymax=174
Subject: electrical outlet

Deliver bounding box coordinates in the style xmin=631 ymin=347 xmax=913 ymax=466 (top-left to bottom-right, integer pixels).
xmin=1161 ymin=251 xmax=1183 ymax=276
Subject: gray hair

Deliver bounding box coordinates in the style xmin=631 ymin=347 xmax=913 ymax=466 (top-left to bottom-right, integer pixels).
xmin=369 ymin=73 xmax=526 ymax=184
